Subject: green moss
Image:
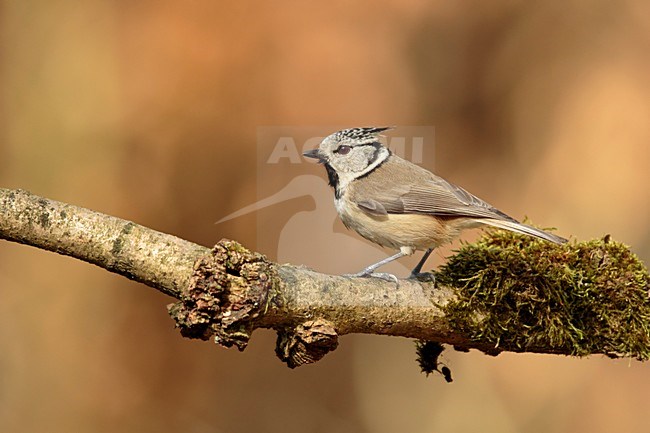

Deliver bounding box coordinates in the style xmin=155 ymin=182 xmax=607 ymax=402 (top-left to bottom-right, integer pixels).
xmin=436 ymin=231 xmax=650 ymax=360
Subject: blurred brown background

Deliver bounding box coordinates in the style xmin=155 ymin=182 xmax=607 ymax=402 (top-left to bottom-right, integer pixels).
xmin=1 ymin=1 xmax=649 ymax=432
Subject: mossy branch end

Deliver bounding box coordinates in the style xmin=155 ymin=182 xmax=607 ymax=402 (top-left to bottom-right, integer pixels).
xmin=436 ymin=231 xmax=650 ymax=361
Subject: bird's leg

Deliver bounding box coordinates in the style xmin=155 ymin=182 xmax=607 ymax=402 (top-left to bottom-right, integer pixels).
xmin=409 ymin=248 xmax=435 ymax=282
xmin=410 ymin=248 xmax=433 ymax=274
xmin=344 ymin=250 xmax=407 ymax=283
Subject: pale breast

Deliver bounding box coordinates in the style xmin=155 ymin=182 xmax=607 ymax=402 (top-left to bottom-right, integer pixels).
xmin=335 ymin=195 xmax=470 ymax=251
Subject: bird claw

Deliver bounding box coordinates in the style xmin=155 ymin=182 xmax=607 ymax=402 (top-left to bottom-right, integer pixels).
xmin=368 ymin=272 xmax=400 ymax=284
xmin=343 ymin=272 xmax=399 ymax=285
xmin=409 ymin=272 xmax=436 ymax=284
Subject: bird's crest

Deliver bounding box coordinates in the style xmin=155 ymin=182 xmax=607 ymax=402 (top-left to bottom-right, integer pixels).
xmin=334 ymin=127 xmax=392 ymax=144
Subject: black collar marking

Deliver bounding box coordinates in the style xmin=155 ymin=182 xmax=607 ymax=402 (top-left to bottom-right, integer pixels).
xmin=355 ymin=142 xmax=390 ymax=181
xmin=324 ymin=163 xmax=341 ymax=198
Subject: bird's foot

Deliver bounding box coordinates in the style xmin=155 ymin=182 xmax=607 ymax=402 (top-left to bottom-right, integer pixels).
xmin=368 ymin=272 xmax=400 ymax=284
xmin=344 ymin=272 xmax=399 ymax=284
xmin=408 ymin=271 xmax=436 ymax=284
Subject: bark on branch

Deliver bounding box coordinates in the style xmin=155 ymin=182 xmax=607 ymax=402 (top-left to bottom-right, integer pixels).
xmin=1 ymin=188 xmax=648 ymax=373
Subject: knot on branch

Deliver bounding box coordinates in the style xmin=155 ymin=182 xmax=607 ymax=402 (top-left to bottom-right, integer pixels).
xmin=275 ymin=319 xmax=339 ymax=368
xmin=167 ymin=239 xmax=276 ymax=351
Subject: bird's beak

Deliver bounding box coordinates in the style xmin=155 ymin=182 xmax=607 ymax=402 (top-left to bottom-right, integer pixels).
xmin=303 ymin=148 xmax=326 ymax=163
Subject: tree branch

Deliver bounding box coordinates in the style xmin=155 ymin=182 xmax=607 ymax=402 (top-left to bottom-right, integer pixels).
xmin=0 ymin=188 xmax=206 ymax=298
xmin=1 ymin=188 xmax=648 ymax=373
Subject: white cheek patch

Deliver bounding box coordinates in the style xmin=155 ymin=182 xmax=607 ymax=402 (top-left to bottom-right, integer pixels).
xmin=335 ymin=148 xmax=390 ymax=197
xmin=356 ymin=147 xmax=390 ymax=179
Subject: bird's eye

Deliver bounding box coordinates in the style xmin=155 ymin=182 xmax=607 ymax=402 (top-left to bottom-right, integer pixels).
xmin=336 ymin=145 xmax=352 ymax=155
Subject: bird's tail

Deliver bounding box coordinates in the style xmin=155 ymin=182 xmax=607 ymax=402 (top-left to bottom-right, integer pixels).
xmin=480 ymin=219 xmax=567 ymax=244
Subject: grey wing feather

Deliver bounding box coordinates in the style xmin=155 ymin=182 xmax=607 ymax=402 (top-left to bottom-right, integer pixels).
xmin=357 ymin=199 xmax=388 ymax=216
xmin=374 ymin=177 xmax=518 ymax=222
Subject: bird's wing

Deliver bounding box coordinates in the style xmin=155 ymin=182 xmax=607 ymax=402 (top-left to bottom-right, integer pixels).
xmin=365 ymin=176 xmax=517 ymax=222
xmin=357 ymin=199 xmax=388 ymax=216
